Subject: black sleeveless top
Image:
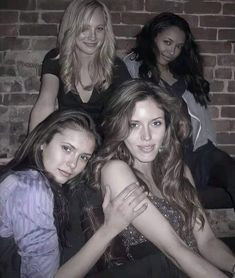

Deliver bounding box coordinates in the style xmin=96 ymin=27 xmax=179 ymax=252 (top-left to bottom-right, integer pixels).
xmin=41 ymin=48 xmax=131 ymax=127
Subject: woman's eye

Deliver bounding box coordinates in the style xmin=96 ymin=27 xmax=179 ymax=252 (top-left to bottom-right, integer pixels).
xmin=80 ymin=155 xmax=90 ymax=161
xmin=152 ymin=121 xmax=162 ymax=126
xmin=130 ymin=122 xmax=138 ymax=129
xmin=177 ymin=44 xmax=183 ymax=49
xmin=97 ymin=26 xmax=104 ymax=32
xmin=62 ymin=145 xmax=72 ymax=153
xmin=164 ymin=40 xmax=171 ymax=45
xmin=81 ymin=25 xmax=90 ymax=33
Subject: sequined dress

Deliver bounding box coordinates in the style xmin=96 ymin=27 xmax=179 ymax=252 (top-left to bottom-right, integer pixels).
xmin=121 ymin=194 xmax=198 ymax=261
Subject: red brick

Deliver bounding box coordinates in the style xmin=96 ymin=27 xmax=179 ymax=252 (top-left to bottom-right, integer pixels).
xmin=180 ymin=15 xmax=198 ymax=28
xmin=31 ymin=38 xmax=57 ymax=50
xmin=0 ymin=11 xmax=18 ymax=23
xmin=198 ymin=41 xmax=231 ymax=54
xmin=203 ymin=67 xmax=213 ymax=81
xmin=113 ymin=24 xmax=141 ymax=38
xmin=116 ymin=38 xmax=135 ymax=52
xmin=0 ymin=53 xmax=3 ymax=63
xmin=0 ymin=81 xmax=22 ymax=94
xmin=103 ymin=0 xmax=144 ymax=11
xmin=215 ymin=68 xmax=232 ymax=79
xmin=191 ymin=27 xmax=216 ymax=40
xmin=19 ymin=24 xmax=57 ymax=36
xmin=0 ymin=38 xmax=30 ymax=51
xmin=221 ymin=107 xmax=235 ymax=118
xmin=217 ymin=133 xmax=235 ymax=145
xmin=24 ymin=76 xmax=40 ymax=91
xmin=218 ymin=55 xmax=235 ymax=67
xmin=213 ymin=119 xmax=233 ymax=132
xmin=223 ymin=3 xmax=235 ymax=15
xmin=210 ymin=80 xmax=224 ymax=93
xmin=0 ymin=25 xmax=18 ymax=37
xmin=200 ymin=16 xmax=235 ymax=28
xmin=16 ymin=62 xmax=38 ymax=77
xmin=218 ymin=29 xmax=235 ymax=41
xmin=111 ymin=13 xmax=121 ymax=24
xmin=212 ymin=93 xmax=235 ymax=105
xmin=37 ymin=0 xmax=70 ymax=10
xmin=208 ymin=105 xmax=219 ymax=119
xmin=228 ymin=81 xmax=235 ymax=93
xmin=121 ymin=13 xmax=153 ymax=25
xmin=202 ymin=55 xmax=216 ymax=67
xmin=0 ymin=66 xmax=16 ymax=76
xmin=146 ymin=0 xmax=183 ymax=13
xmin=41 ymin=12 xmax=63 ymax=24
xmin=6 ymin=93 xmax=36 ymax=105
xmin=9 ymin=106 xmax=32 ymax=122
xmin=184 ymin=2 xmax=221 ymax=14
xmin=20 ymin=12 xmax=38 ymax=23
xmin=0 ymin=0 xmax=36 ymax=10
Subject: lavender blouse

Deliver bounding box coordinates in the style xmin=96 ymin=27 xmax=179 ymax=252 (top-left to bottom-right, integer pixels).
xmin=0 ymin=169 xmax=59 ymax=277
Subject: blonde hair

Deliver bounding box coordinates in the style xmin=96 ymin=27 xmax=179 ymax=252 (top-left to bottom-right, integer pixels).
xmin=58 ymin=0 xmax=115 ymax=92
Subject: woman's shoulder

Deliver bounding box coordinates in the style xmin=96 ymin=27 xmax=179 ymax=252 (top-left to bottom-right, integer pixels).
xmin=44 ymin=48 xmax=59 ymax=60
xmin=122 ymin=52 xmax=141 ymax=78
xmin=101 ymin=160 xmax=137 ymax=195
xmin=102 ymin=159 xmax=130 ymax=172
xmin=41 ymin=48 xmax=60 ymax=76
xmin=0 ymin=170 xmax=49 ymax=203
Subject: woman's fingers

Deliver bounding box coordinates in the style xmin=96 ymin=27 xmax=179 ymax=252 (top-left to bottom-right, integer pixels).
xmin=128 ymin=190 xmax=148 ymax=209
xmin=115 ymin=182 xmax=140 ymax=201
xmin=133 ymin=203 xmax=148 ymax=217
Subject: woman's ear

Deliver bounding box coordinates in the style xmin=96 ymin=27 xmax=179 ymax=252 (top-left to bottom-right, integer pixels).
xmin=40 ymin=144 xmax=44 ymax=151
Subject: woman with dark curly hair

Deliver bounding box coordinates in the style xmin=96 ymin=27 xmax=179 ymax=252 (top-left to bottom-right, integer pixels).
xmin=123 ymin=12 xmax=235 ymax=209
xmin=0 ymin=109 xmax=147 ymax=278
xmin=87 ymin=80 xmax=235 ymax=277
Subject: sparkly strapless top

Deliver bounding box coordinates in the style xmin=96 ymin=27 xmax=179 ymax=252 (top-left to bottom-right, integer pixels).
xmin=121 ymin=195 xmax=198 ymax=253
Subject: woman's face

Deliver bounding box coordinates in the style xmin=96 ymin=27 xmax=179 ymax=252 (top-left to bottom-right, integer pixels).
xmin=154 ymin=26 xmax=185 ymax=66
xmin=124 ymin=98 xmax=166 ymax=170
xmin=41 ymin=127 xmax=96 ymax=184
xmin=76 ymin=8 xmax=106 ymax=58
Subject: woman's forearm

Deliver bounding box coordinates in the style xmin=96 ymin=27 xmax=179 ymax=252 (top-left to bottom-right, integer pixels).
xmin=131 ymin=201 xmax=227 ymax=278
xmin=55 ymin=225 xmax=115 ymax=278
xmin=199 ymin=237 xmax=235 ymax=274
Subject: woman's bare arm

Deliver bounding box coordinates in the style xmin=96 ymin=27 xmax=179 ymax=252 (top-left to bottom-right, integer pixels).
xmin=101 ymin=160 xmax=228 ymax=278
xmin=55 ymin=183 xmax=147 ymax=278
xmin=29 ymin=74 xmax=59 ymax=132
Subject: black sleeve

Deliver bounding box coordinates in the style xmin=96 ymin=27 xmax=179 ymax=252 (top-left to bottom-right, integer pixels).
xmin=41 ymin=48 xmax=60 ymax=78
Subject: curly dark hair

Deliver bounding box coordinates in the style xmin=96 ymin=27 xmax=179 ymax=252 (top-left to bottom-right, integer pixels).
xmin=131 ymin=12 xmax=210 ymax=107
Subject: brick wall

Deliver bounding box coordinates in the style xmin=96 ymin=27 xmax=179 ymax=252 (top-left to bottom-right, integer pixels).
xmin=0 ymin=0 xmax=234 ymax=158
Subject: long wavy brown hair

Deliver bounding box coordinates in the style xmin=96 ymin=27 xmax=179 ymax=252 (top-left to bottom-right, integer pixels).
xmin=90 ymin=79 xmax=204 ymax=235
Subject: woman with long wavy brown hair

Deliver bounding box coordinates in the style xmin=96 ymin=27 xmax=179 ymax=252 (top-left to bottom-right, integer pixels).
xmin=87 ymin=79 xmax=235 ymax=277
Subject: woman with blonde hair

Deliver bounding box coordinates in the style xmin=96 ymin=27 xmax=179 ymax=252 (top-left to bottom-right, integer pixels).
xmin=29 ymin=0 xmax=130 ymax=132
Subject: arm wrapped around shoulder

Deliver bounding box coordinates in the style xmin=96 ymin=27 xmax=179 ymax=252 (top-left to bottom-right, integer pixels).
xmin=81 ymin=204 xmax=130 ymax=270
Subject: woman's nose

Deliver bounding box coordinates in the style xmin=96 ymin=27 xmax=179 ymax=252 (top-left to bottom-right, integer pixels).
xmin=67 ymin=156 xmax=78 ymax=169
xmin=141 ymin=126 xmax=151 ymax=141
xmin=88 ymin=28 xmax=96 ymax=40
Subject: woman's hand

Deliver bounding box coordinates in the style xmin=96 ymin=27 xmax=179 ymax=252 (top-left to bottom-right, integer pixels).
xmin=102 ymin=183 xmax=147 ymax=236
